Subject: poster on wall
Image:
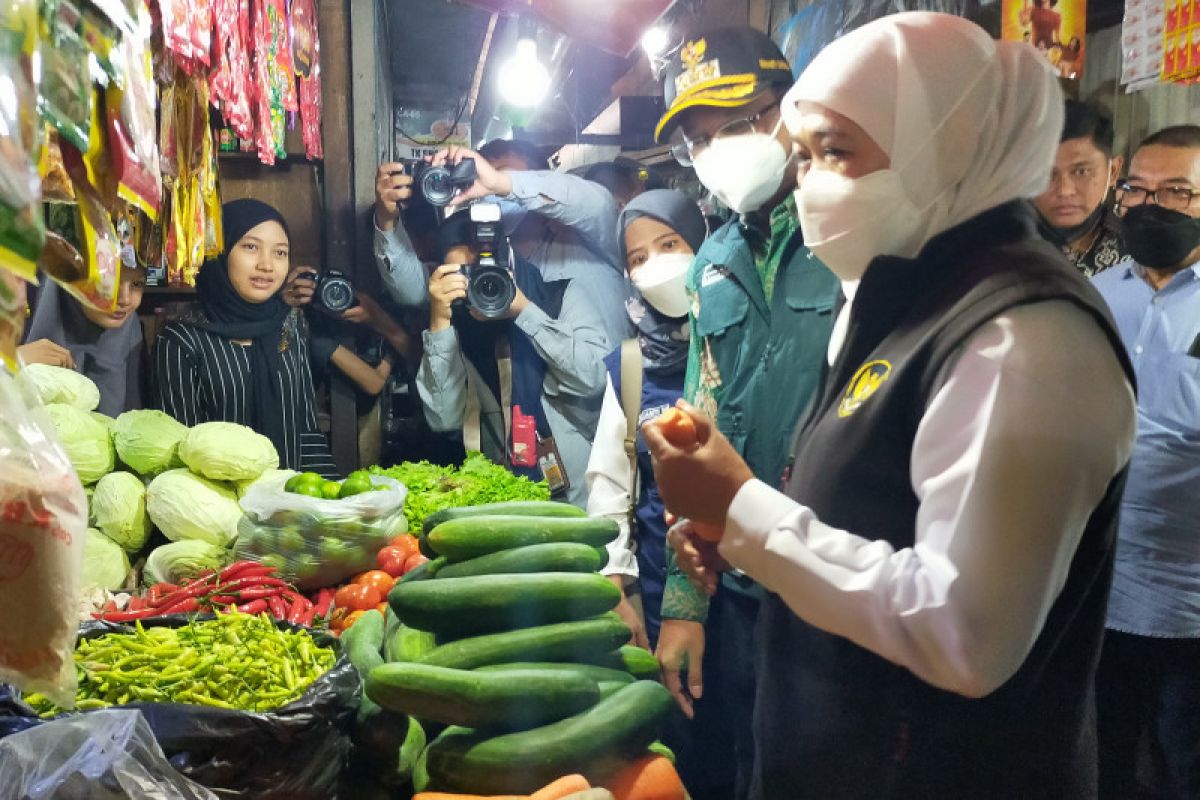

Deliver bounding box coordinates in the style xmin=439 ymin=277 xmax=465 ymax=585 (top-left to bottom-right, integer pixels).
xmin=394 ymin=104 xmax=471 ymax=162
xmin=1001 ymin=0 xmax=1087 ymax=79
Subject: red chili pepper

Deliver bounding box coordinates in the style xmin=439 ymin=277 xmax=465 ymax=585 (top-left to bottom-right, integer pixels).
xmin=93 ymin=607 xmax=158 ymax=623
xmin=128 ymin=597 xmax=146 ymax=611
xmin=312 ymin=588 xmax=334 ymax=618
xmin=287 ymin=596 xmax=312 ymax=625
xmin=268 ymin=596 xmax=289 ymax=619
xmin=159 ymin=597 xmax=201 ymax=614
xmin=208 ymin=595 xmax=238 ymax=606
xmin=101 ymin=599 xmax=118 ymax=613
xmin=234 ymin=585 xmax=284 ymax=602
xmin=298 ymin=602 xmax=317 ymax=627
xmin=218 ymin=560 xmax=262 ymax=581
xmin=214 ymin=576 xmax=289 ymax=596
xmin=236 ymin=599 xmax=270 ymax=615
xmin=282 ymin=589 xmax=306 ymax=605
xmin=145 ymin=582 xmax=180 ymax=607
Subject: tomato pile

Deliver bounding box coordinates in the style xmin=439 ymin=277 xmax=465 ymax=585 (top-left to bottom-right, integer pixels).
xmin=328 ymin=533 xmax=427 ymax=635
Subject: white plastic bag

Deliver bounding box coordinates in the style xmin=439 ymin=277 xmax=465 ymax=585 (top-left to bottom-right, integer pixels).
xmin=236 ymin=474 xmax=407 ymax=589
xmin=0 ymin=366 xmax=88 ymax=707
xmin=0 ymin=709 xmax=218 ymax=799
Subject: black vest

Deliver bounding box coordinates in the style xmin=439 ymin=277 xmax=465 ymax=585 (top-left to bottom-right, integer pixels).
xmin=754 ymin=203 xmax=1133 ymax=800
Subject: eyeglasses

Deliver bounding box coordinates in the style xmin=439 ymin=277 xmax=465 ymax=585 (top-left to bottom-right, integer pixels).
xmin=671 ymin=108 xmax=774 ymax=167
xmin=1115 ymin=180 xmax=1200 ymax=211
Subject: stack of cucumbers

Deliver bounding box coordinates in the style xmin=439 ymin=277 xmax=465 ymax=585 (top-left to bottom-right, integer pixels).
xmin=349 ymin=500 xmax=673 ymax=795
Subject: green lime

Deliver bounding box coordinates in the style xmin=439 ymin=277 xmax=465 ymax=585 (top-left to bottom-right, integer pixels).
xmin=338 ymin=474 xmax=373 ymax=498
xmin=321 ymin=480 xmax=343 ymax=499
xmin=283 ymin=474 xmax=304 ymax=492
xmin=295 ymin=483 xmax=325 ymax=499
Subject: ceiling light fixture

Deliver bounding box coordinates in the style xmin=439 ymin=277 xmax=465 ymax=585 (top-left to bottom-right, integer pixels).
xmin=641 ymin=26 xmax=670 ymax=58
xmin=498 ymin=18 xmax=551 ymax=108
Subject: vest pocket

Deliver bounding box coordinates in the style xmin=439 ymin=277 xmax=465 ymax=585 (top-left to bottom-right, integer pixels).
xmin=694 ymin=273 xmax=751 ymax=338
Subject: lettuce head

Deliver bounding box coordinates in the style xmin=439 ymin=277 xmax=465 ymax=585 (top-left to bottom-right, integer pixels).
xmin=91 ymin=471 xmax=151 ymax=551
xmin=19 ymin=363 xmax=100 ymax=410
xmin=113 ymin=409 xmax=188 ymax=477
xmin=178 ymin=422 xmax=279 ymax=483
xmin=44 ymin=403 xmax=114 ymax=484
xmin=82 ymin=528 xmax=130 ymax=592
xmin=146 ymin=468 xmax=243 ymax=547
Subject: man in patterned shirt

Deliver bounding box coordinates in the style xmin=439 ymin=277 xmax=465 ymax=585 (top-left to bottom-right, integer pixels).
xmin=1034 ymin=100 xmax=1129 ymax=276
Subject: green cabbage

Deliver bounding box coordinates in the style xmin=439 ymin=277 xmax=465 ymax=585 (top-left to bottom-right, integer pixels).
xmin=90 ymin=411 xmax=115 ymax=432
xmin=113 ymin=409 xmax=188 ymax=477
xmin=44 ymin=403 xmax=115 ymax=484
xmin=236 ymin=468 xmax=297 ymax=499
xmin=91 ymin=471 xmax=151 ymax=551
xmin=18 ymin=363 xmax=101 ymax=410
xmin=81 ymin=528 xmax=130 ymax=591
xmin=144 ymin=540 xmax=228 ymax=585
xmin=146 ymin=468 xmax=243 ymax=546
xmin=178 ymin=421 xmax=280 ymax=482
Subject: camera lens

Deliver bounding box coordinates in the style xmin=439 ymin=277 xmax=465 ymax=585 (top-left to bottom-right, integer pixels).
xmin=318 ymin=275 xmax=355 ymax=313
xmin=421 ymin=166 xmax=455 ymax=206
xmin=466 ymin=266 xmax=517 ymax=319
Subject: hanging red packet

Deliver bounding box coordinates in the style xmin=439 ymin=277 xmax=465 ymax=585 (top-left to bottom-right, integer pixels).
xmin=290 ymin=0 xmax=322 ymax=159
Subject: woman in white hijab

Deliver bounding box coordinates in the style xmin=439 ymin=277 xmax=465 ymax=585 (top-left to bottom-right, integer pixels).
xmin=644 ymin=13 xmax=1136 ymax=799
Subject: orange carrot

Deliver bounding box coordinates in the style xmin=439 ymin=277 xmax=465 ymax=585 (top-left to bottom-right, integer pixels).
xmin=529 ymin=774 xmax=592 ymax=800
xmin=604 ymin=756 xmax=685 ymax=800
xmin=652 ymin=408 xmax=723 ymax=543
xmin=412 ymin=793 xmax=527 ymax=800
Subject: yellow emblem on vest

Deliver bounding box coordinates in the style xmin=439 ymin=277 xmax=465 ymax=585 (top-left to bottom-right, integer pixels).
xmin=837 ymin=360 xmax=892 ymax=418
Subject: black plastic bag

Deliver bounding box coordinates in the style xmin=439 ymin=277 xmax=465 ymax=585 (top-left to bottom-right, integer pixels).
xmin=0 ymin=615 xmax=360 ymax=799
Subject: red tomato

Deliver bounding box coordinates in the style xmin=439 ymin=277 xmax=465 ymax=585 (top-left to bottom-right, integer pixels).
xmin=334 ymin=583 xmax=382 ymax=612
xmin=388 ymin=534 xmax=419 ymax=559
xmin=376 ymin=545 xmax=409 ymax=578
xmin=402 ymin=552 xmax=428 ymax=575
xmin=356 ymin=569 xmax=395 ymax=595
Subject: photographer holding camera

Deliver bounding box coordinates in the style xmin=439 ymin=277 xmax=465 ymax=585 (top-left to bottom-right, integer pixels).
xmin=412 ymin=144 xmax=629 ymax=507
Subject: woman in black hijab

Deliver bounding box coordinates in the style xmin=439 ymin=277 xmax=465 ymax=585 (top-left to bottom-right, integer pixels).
xmin=154 ymin=199 xmax=337 ymax=475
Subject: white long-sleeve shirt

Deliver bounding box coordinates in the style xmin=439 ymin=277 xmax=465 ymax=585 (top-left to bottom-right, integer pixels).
xmin=719 ymin=298 xmax=1136 ymax=698
xmin=585 ymin=377 xmax=652 ymax=579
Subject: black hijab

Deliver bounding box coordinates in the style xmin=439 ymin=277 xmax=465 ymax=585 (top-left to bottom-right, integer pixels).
xmin=190 ymin=199 xmax=292 ymax=457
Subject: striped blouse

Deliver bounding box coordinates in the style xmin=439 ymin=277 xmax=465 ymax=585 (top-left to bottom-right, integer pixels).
xmin=154 ymin=309 xmax=339 ymax=476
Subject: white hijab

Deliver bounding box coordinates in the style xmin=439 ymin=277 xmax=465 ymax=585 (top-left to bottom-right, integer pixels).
xmin=783 ymin=12 xmax=1063 ymax=257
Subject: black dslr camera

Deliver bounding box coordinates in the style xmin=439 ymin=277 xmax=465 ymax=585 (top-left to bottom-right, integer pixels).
xmin=406 ymin=157 xmax=478 ymax=207
xmin=457 ymin=201 xmax=516 ymax=319
xmin=297 ymin=268 xmax=358 ymax=314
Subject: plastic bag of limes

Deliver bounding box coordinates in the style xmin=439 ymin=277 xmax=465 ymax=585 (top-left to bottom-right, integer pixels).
xmin=235 ymin=472 xmax=408 ymax=589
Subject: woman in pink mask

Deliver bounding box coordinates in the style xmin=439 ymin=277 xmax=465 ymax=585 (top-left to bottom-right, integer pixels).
xmin=646 ymin=12 xmax=1136 ymax=798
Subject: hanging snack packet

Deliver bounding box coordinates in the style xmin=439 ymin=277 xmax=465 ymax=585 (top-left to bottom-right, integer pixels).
xmin=190 ymin=0 xmax=212 ymax=69
xmin=38 ymin=129 xmax=75 ymax=202
xmin=290 ymin=0 xmax=322 ymax=159
xmin=43 ymin=181 xmax=120 ymax=311
xmin=0 ymin=0 xmax=45 ymax=282
xmin=38 ymin=0 xmax=93 ymax=153
xmin=106 ymin=12 xmax=162 ymax=221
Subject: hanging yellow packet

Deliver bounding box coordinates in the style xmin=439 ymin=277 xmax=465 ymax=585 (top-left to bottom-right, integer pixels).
xmin=0 ymin=0 xmax=45 ymax=283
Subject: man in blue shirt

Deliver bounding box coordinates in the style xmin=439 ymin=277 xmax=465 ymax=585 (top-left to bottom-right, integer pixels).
xmin=1091 ymin=124 xmax=1200 ymax=800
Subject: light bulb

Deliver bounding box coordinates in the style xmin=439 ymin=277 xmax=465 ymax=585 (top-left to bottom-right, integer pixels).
xmin=642 ymin=26 xmax=669 ymax=57
xmin=499 ymin=37 xmax=550 ymax=108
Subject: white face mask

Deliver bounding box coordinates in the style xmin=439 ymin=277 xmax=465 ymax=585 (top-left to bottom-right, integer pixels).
xmin=794 ymin=168 xmax=924 ymax=281
xmin=631 ymin=252 xmax=692 ymax=318
xmin=691 ymin=116 xmax=791 ymax=214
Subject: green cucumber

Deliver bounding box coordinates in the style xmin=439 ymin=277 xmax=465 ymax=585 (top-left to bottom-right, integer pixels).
xmin=389 ymin=572 xmax=620 ymax=637
xmin=342 ymin=609 xmax=386 ymax=675
xmin=366 ymin=662 xmax=600 ymax=730
xmin=421 ymin=500 xmax=586 ymax=534
xmin=477 ymin=661 xmax=635 ymax=699
xmin=424 ymin=680 xmax=674 ymax=794
xmin=436 ymin=542 xmax=604 ymax=579
xmin=398 ymin=556 xmax=445 ymax=583
xmin=587 ymin=645 xmax=661 ymax=680
xmin=427 ymin=515 xmax=619 ymax=560
xmin=395 ymin=715 xmax=426 ymax=784
xmin=417 ymin=613 xmax=631 ymax=670
xmin=385 ymin=621 xmax=438 ymax=663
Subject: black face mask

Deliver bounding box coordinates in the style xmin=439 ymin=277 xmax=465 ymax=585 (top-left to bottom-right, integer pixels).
xmin=1121 ymin=204 xmax=1200 ymax=270
xmin=1036 ymin=201 xmax=1106 ymax=248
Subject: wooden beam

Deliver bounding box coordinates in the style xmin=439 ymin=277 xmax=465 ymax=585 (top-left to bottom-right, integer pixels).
xmin=319 ymin=0 xmax=360 ymax=474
